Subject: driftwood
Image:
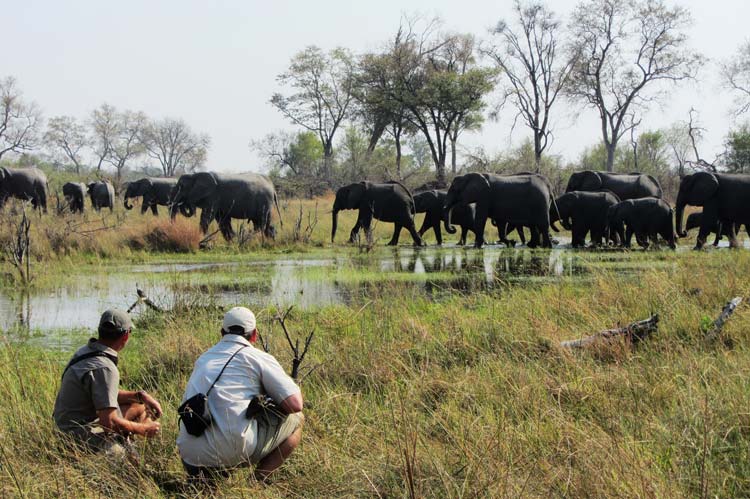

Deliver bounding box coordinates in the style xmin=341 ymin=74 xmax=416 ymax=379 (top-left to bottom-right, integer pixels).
xmin=127 ymin=286 xmax=163 ymax=313
xmin=561 ymin=314 xmax=659 ymax=349
xmin=705 ymin=297 xmax=742 ymax=342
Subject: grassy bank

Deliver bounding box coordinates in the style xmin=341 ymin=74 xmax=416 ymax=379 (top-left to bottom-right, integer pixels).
xmin=1 ymin=249 xmax=749 ymax=497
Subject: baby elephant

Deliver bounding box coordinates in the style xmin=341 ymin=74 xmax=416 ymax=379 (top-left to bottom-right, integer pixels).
xmin=685 ymin=212 xmax=747 ymax=247
xmin=550 ymin=190 xmax=620 ymax=248
xmin=607 ymin=198 xmax=676 ymax=250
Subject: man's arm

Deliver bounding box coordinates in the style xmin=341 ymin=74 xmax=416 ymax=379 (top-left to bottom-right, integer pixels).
xmin=97 ymin=407 xmax=160 ymax=437
xmin=278 ymin=392 xmax=303 ymax=414
xmin=118 ymin=389 xmax=163 ymax=419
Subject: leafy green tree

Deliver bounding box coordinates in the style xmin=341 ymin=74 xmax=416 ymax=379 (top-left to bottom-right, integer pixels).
xmin=252 ymin=130 xmax=325 ymax=197
xmin=724 ymin=124 xmax=750 ymax=173
xmin=271 ymin=46 xmax=355 ymax=185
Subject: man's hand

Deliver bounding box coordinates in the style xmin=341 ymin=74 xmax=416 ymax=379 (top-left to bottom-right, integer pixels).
xmin=139 ymin=391 xmax=163 ymax=419
xmin=142 ymin=420 xmax=161 ymax=437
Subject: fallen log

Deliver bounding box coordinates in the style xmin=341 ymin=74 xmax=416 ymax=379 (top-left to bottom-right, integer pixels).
xmin=705 ymin=297 xmax=742 ymax=342
xmin=561 ymin=314 xmax=659 ymax=349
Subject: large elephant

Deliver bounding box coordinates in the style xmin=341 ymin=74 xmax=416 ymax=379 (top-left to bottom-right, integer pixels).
xmin=607 ymin=198 xmax=676 ymax=249
xmin=413 ymin=190 xmax=475 ymax=245
xmin=62 ymin=182 xmax=86 ymax=214
xmin=331 ymin=181 xmax=422 ymax=246
xmin=123 ymin=177 xmax=177 ymax=215
xmin=675 ymin=172 xmax=750 ymax=249
xmin=550 ymin=191 xmax=621 ymax=248
xmin=685 ymin=212 xmax=747 ymax=247
xmin=0 ymin=167 xmax=48 ymax=212
xmin=170 ymin=172 xmax=282 ymax=240
xmin=566 ymin=171 xmax=662 ymax=200
xmin=87 ymin=181 xmax=115 ymax=212
xmin=444 ymin=172 xmax=555 ymax=248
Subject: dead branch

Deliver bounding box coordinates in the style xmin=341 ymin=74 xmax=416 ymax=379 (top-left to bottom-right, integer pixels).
xmin=275 ymin=305 xmax=314 ymax=379
xmin=686 ymin=108 xmax=721 ymax=172
xmin=127 ymin=286 xmax=163 ymax=313
xmin=3 ymin=203 xmax=32 ymax=284
xmin=561 ymin=314 xmax=659 ymax=349
xmin=705 ymin=297 xmax=742 ymax=342
xmin=198 ymin=228 xmax=221 ymax=249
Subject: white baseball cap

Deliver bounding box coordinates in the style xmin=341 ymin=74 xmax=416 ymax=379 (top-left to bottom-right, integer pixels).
xmin=222 ymin=307 xmax=257 ymax=334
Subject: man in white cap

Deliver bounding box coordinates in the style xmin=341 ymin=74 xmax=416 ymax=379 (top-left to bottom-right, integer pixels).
xmin=177 ymin=306 xmax=304 ymax=482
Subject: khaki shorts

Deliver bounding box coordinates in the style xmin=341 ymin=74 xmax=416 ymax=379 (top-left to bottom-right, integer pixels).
xmin=250 ymin=411 xmax=303 ymax=463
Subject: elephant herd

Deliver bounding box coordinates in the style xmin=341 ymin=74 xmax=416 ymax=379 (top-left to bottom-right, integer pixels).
xmin=2 ymin=165 xmax=748 ymax=250
xmin=0 ymin=167 xmax=282 ymax=242
xmin=331 ymin=170 xmax=750 ymax=251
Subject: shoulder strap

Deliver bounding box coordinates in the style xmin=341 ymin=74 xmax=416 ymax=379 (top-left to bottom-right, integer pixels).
xmin=61 ymin=351 xmax=118 ymax=380
xmin=206 ymin=346 xmax=248 ymax=396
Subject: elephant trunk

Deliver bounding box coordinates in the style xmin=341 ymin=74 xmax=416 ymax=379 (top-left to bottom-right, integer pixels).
xmin=124 ymin=197 xmax=133 ymax=210
xmin=443 ymin=207 xmax=457 ymax=234
xmin=181 ymin=204 xmax=195 ymax=218
xmin=331 ymin=208 xmax=339 ymax=242
xmin=675 ymin=196 xmax=688 ymax=238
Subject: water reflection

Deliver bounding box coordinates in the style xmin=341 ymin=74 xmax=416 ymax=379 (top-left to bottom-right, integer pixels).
xmin=0 ymin=247 xmax=589 ymax=337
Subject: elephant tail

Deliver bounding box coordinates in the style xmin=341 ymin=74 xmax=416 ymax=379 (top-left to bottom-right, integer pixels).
xmin=274 ymin=192 xmax=283 ymax=228
xmin=549 ymin=195 xmax=562 ymax=230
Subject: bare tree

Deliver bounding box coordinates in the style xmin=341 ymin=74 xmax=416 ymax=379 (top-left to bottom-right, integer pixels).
xmin=722 ymin=40 xmax=750 ymax=116
xmin=271 ymin=46 xmax=355 ymax=184
xmin=140 ymin=117 xmax=210 ymax=176
xmin=0 ymin=77 xmax=42 ymax=160
xmin=89 ymin=103 xmax=118 ymax=172
xmin=663 ymin=121 xmax=692 ymax=176
xmin=567 ymin=0 xmax=702 ymax=172
xmin=106 ymin=110 xmax=147 ymax=182
xmin=44 ymin=115 xmax=89 ymax=173
xmin=483 ymin=1 xmax=575 ymax=171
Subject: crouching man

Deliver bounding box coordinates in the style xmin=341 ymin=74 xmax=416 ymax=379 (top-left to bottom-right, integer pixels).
xmin=53 ymin=309 xmax=162 ymax=455
xmin=177 ymin=307 xmax=304 ymax=482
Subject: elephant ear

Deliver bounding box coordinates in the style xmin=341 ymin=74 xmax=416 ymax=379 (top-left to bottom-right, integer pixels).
xmin=579 ymin=171 xmax=602 ymax=190
xmin=347 ymin=182 xmax=367 ymax=208
xmin=187 ymin=172 xmax=218 ymax=203
xmin=685 ymin=171 xmax=719 ymax=205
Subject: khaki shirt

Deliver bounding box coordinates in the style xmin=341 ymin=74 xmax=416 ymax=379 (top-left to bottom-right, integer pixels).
xmin=53 ymin=339 xmax=120 ymax=438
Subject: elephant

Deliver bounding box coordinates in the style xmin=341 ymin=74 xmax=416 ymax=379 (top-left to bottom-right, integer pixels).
xmin=87 ymin=181 xmax=115 ymax=212
xmin=331 ymin=181 xmax=422 ymax=246
xmin=675 ymin=172 xmax=750 ymax=249
xmin=123 ymin=177 xmax=177 ymax=215
xmin=62 ymin=182 xmax=86 ymax=214
xmin=606 ymin=198 xmax=676 ymax=250
xmin=170 ymin=172 xmax=282 ymax=240
xmin=444 ymin=172 xmax=555 ymax=248
xmin=685 ymin=212 xmax=748 ymax=247
xmin=0 ymin=167 xmax=48 ymax=212
xmin=550 ymin=190 xmax=621 ymax=247
xmin=566 ymin=171 xmax=663 ymax=200
xmin=413 ymin=190 xmax=476 ymax=245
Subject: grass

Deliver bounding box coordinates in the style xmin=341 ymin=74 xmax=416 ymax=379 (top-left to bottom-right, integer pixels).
xmin=1 ymin=243 xmax=750 ymax=497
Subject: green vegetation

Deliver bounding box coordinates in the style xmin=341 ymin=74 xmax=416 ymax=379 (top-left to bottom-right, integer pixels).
xmin=1 ymin=226 xmax=750 ymax=496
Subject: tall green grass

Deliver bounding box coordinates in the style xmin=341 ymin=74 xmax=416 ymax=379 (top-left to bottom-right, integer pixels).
xmin=1 ymin=250 xmax=749 ymax=497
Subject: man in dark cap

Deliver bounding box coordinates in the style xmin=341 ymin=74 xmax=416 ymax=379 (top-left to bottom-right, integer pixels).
xmin=53 ymin=309 xmax=162 ymax=453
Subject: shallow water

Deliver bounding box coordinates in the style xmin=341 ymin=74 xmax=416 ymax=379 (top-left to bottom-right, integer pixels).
xmin=0 ymin=243 xmax=673 ymax=340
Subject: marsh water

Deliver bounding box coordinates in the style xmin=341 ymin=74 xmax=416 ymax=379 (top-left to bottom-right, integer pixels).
xmin=0 ymin=243 xmax=674 ymax=341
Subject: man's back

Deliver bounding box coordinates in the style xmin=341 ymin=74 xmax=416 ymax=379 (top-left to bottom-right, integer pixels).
xmin=53 ymin=339 xmax=120 ymax=437
xmin=177 ymin=334 xmax=300 ymax=468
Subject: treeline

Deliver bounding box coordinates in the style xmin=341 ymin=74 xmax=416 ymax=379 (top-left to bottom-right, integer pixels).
xmin=0 ymin=77 xmax=210 ymax=183
xmin=255 ymin=0 xmax=750 ymax=198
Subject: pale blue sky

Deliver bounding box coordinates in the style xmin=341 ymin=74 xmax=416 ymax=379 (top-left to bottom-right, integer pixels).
xmin=3 ymin=0 xmax=749 ymax=172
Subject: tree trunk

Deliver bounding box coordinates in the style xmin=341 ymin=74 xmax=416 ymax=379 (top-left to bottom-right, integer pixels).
xmin=395 ymin=137 xmax=402 ymax=180
xmin=605 ymin=143 xmax=616 ymax=172
xmin=436 ymin=158 xmax=446 ymax=185
xmin=451 ymin=137 xmax=457 ymax=175
xmin=534 ymin=133 xmax=543 ymax=173
xmin=323 ymin=144 xmax=333 ymax=186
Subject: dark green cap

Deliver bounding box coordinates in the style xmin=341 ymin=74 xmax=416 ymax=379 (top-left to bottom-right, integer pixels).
xmin=98 ymin=308 xmax=133 ymax=335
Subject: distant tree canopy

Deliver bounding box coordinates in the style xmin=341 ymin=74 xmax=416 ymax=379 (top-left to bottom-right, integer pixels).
xmin=723 ymin=124 xmax=750 ymax=173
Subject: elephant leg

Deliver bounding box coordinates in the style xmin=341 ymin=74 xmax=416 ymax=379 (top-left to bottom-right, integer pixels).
xmin=387 ymin=224 xmax=402 ymax=246
xmin=527 ymin=227 xmax=539 ymax=248
xmin=406 ymin=221 xmax=423 ymax=247
xmin=516 ymin=226 xmax=526 ymax=245
xmin=540 ymin=226 xmax=552 ymax=248
xmin=473 ymin=210 xmax=488 ymax=248
xmin=459 ymin=227 xmax=468 ymax=246
xmin=727 ymin=222 xmax=739 ymax=249
xmin=141 ymin=202 xmax=148 ymax=215
xmin=219 ymin=219 xmax=234 ymax=241
xmin=624 ymin=227 xmax=633 ymax=248
xmin=417 ymin=214 xmax=431 ymax=237
xmin=432 ymin=222 xmax=442 ymax=245
xmin=151 ymin=204 xmax=158 ymax=216
xmin=349 ymin=219 xmax=361 ymax=244
xmin=358 ymin=211 xmax=373 ymax=243
xmin=200 ymin=207 xmax=215 ymax=234
xmin=497 ymin=222 xmax=514 ymax=247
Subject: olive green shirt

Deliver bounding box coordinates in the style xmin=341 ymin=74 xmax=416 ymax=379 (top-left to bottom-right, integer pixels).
xmin=53 ymin=339 xmax=120 ymax=438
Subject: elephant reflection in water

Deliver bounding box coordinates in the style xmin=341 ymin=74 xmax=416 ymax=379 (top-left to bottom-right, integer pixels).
xmin=493 ymin=252 xmax=550 ymax=279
